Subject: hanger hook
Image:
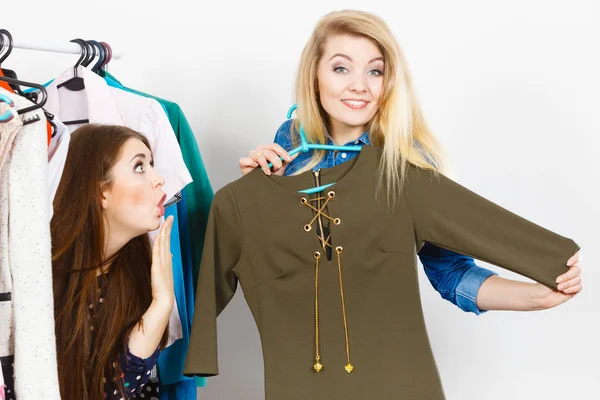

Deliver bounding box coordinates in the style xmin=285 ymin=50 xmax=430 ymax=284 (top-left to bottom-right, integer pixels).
xmin=82 ymin=40 xmax=97 ymax=68
xmin=0 ymin=29 xmax=13 ymax=65
xmin=89 ymin=40 xmax=97 ymax=67
xmin=286 ymin=104 xmax=309 ymax=150
xmin=99 ymin=41 xmax=112 ymax=69
xmin=69 ymin=38 xmax=88 ymax=77
xmin=287 ymin=104 xmax=297 ymax=119
xmin=89 ymin=40 xmax=106 ymax=73
xmin=0 ymin=32 xmax=5 ymax=62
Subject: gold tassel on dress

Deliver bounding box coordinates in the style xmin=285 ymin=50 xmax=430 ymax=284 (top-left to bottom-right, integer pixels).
xmin=303 ymin=192 xmax=354 ymax=374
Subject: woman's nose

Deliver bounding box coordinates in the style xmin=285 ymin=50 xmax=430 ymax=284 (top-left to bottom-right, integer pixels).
xmin=153 ymin=172 xmax=165 ymax=189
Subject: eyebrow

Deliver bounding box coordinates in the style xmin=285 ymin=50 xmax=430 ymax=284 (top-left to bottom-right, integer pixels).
xmin=329 ymin=53 xmax=384 ymax=64
xmin=329 ymin=53 xmax=352 ymax=62
xmin=130 ymin=153 xmax=146 ymax=163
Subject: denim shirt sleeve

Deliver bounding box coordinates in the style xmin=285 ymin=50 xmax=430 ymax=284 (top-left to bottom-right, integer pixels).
xmin=418 ymin=242 xmax=497 ymax=315
xmin=273 ymin=119 xmax=295 ymax=149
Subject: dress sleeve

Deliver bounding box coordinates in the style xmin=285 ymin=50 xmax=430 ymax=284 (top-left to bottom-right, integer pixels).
xmin=183 ymin=185 xmax=243 ymax=377
xmin=404 ymin=165 xmax=580 ymax=290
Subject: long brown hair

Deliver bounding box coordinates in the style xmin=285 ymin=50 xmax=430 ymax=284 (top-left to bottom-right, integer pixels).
xmin=52 ymin=124 xmax=159 ymax=399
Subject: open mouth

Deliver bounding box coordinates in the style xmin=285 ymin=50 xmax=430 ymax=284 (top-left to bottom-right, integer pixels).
xmin=157 ymin=193 xmax=167 ymax=208
xmin=157 ymin=194 xmax=167 ymax=217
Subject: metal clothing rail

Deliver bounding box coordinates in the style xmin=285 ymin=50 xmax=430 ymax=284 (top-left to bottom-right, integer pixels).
xmin=12 ymin=40 xmax=123 ymax=59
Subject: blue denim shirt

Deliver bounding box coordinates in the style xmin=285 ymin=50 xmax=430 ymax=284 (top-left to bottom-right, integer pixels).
xmin=273 ymin=120 xmax=496 ymax=315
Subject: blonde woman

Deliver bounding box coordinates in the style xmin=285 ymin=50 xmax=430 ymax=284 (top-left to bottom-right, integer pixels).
xmin=240 ymin=10 xmax=582 ymax=317
xmin=207 ymin=9 xmax=583 ymax=398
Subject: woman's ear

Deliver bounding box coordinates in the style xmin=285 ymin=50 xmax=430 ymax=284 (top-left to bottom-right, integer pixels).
xmin=101 ymin=189 xmax=110 ymax=210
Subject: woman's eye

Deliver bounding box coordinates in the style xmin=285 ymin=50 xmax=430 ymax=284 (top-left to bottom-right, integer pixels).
xmin=134 ymin=163 xmax=145 ymax=173
xmin=334 ymin=66 xmax=348 ymax=74
xmin=369 ymin=69 xmax=383 ymax=76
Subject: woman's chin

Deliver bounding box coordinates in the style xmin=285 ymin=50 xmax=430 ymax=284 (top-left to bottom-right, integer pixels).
xmin=140 ymin=217 xmax=162 ymax=234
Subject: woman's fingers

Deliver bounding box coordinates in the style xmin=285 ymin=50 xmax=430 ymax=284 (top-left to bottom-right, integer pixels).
xmin=263 ymin=150 xmax=283 ymax=171
xmin=165 ymin=216 xmax=173 ymax=268
xmin=566 ymin=251 xmax=581 ymax=267
xmin=562 ymin=284 xmax=583 ymax=294
xmin=245 ymin=143 xmax=297 ymax=176
xmin=556 ymin=265 xmax=581 ymax=284
xmin=268 ymin=143 xmax=292 ymax=163
xmin=159 ymin=218 xmax=167 ymax=268
xmin=252 ymin=150 xmax=271 ymax=175
xmin=556 ymin=262 xmax=583 ymax=294
xmin=239 ymin=157 xmax=259 ymax=176
xmin=557 ymin=275 xmax=582 ymax=292
xmin=240 ymin=157 xmax=258 ymax=168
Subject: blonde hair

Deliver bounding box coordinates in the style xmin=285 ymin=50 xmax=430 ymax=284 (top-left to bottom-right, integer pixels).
xmin=292 ymin=10 xmax=445 ymax=204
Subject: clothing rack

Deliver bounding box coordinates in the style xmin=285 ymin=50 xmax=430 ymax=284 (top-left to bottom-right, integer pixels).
xmin=12 ymin=40 xmax=123 ymax=59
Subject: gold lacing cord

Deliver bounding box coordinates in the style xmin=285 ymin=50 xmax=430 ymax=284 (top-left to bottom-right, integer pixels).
xmin=301 ymin=192 xmax=341 ymax=234
xmin=303 ymin=192 xmax=354 ymax=374
xmin=335 ymin=246 xmax=354 ymax=374
xmin=313 ymin=251 xmax=323 ymax=372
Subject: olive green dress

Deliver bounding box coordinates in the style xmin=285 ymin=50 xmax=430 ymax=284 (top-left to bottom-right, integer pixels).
xmin=184 ymin=146 xmax=579 ymax=399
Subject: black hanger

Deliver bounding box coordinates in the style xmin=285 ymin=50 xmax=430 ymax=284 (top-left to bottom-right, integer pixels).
xmin=81 ymin=39 xmax=96 ymax=68
xmin=46 ymin=111 xmax=58 ymax=137
xmin=0 ymin=74 xmax=48 ymax=125
xmin=57 ymin=39 xmax=93 ymax=125
xmin=57 ymin=39 xmax=87 ymax=91
xmin=0 ymin=30 xmax=56 ymax=132
xmin=89 ymin=40 xmax=106 ymax=73
xmin=0 ymin=29 xmax=27 ymax=96
xmin=0 ymin=29 xmax=12 ymax=65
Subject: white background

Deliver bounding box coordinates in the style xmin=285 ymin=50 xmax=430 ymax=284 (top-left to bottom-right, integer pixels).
xmin=5 ymin=1 xmax=599 ymax=399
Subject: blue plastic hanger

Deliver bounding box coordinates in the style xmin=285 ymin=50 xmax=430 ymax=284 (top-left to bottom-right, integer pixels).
xmin=0 ymin=93 xmax=15 ymax=123
xmin=268 ymin=104 xmax=362 ymax=194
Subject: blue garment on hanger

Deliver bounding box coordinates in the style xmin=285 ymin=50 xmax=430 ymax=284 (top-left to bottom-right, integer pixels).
xmin=160 ymin=205 xmax=195 ymax=381
xmin=177 ymin=193 xmax=197 ymax=331
xmin=159 ymin=377 xmax=197 ymax=400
